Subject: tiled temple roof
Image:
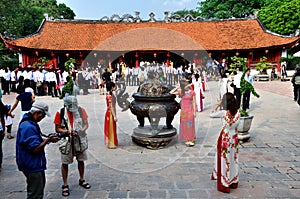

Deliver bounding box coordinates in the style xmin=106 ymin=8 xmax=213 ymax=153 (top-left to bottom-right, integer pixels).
xmin=2 ymin=18 xmax=299 ymax=51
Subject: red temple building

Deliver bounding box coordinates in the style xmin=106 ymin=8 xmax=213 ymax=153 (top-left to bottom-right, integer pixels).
xmin=1 ymin=12 xmax=300 ymax=73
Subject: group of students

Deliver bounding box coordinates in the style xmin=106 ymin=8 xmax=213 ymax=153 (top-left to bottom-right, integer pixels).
xmin=0 ymin=66 xmax=70 ymax=98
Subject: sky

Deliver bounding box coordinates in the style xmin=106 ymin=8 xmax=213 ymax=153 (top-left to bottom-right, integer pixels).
xmin=56 ymin=0 xmax=199 ymax=20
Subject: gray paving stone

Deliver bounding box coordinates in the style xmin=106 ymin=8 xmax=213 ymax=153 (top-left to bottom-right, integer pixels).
xmin=148 ymin=190 xmax=167 ymax=198
xmin=108 ymin=190 xmax=128 ymax=198
xmin=168 ymin=190 xmax=187 ymax=198
xmin=188 ymin=189 xmax=209 ymax=199
xmin=1 ymin=81 xmax=300 ymax=198
xmin=176 ymin=182 xmax=193 ymax=189
xmin=158 ymin=182 xmax=176 ymax=189
xmin=99 ymin=183 xmax=119 ymax=191
xmin=288 ymin=173 xmax=300 ymax=181
xmin=259 ymin=167 xmax=280 ymax=173
xmin=128 ymin=190 xmax=148 ymax=198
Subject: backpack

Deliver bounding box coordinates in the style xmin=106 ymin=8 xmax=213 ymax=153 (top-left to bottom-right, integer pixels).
xmin=59 ymin=106 xmax=85 ymax=130
xmin=59 ymin=106 xmax=88 ymax=155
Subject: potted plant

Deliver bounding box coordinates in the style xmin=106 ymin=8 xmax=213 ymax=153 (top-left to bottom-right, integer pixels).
xmin=229 ymin=56 xmax=260 ymax=142
xmin=33 ymin=57 xmax=48 ymax=68
xmin=60 ymin=58 xmax=76 ymax=99
xmin=255 ymin=56 xmax=272 ymax=75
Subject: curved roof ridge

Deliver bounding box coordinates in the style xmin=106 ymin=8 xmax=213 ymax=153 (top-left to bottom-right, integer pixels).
xmin=2 ymin=18 xmax=299 ymax=51
xmin=256 ymin=17 xmax=297 ymax=38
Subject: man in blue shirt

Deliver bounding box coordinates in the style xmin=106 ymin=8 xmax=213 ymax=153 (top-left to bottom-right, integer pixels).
xmin=16 ymin=101 xmax=59 ymax=199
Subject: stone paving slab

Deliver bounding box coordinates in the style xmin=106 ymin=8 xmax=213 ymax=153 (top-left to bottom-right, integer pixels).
xmin=0 ymin=80 xmax=299 ymax=198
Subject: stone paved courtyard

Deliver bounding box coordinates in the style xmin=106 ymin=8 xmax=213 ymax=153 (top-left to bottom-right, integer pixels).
xmin=0 ymin=80 xmax=299 ymax=198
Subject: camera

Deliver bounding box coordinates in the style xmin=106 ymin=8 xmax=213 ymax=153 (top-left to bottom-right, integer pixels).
xmin=47 ymin=132 xmax=69 ymax=139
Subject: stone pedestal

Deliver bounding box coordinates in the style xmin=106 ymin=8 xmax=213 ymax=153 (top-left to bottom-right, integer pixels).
xmin=132 ymin=125 xmax=177 ymax=149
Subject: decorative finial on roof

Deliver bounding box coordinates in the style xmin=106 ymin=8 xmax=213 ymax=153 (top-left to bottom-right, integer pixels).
xmin=164 ymin=11 xmax=169 ymax=22
xmin=254 ymin=11 xmax=258 ymax=19
xmin=43 ymin=13 xmax=54 ymax=21
xmin=149 ymin=12 xmax=156 ymax=22
xmin=135 ymin=11 xmax=141 ymax=23
xmin=43 ymin=13 xmax=49 ymax=20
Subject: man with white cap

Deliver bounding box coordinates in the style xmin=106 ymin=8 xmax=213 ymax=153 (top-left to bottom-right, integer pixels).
xmin=53 ymin=95 xmax=90 ymax=197
xmin=16 ymin=100 xmax=59 ymax=199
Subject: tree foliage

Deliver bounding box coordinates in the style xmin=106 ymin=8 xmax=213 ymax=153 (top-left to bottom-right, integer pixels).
xmin=229 ymin=56 xmax=260 ymax=99
xmin=258 ymin=0 xmax=300 ymax=35
xmin=0 ymin=0 xmax=75 ymax=38
xmin=0 ymin=0 xmax=75 ymax=62
xmin=171 ymin=9 xmax=201 ymax=18
xmin=195 ymin=0 xmax=299 ymax=35
xmin=196 ymin=0 xmax=268 ymax=19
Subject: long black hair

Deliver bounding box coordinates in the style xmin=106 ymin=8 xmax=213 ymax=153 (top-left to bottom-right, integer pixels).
xmin=221 ymin=92 xmax=238 ymax=116
xmin=106 ymin=82 xmax=116 ymax=95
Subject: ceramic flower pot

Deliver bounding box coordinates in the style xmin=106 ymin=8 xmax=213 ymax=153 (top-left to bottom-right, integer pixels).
xmin=237 ymin=115 xmax=254 ymax=142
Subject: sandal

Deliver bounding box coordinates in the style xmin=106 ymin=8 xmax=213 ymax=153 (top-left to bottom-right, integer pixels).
xmin=62 ymin=185 xmax=70 ymax=197
xmin=79 ymin=179 xmax=91 ymax=189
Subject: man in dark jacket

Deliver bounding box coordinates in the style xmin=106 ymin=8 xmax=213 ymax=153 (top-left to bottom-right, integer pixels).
xmin=102 ymin=68 xmax=112 ymax=84
xmin=16 ymin=101 xmax=59 ymax=199
xmin=291 ymin=67 xmax=300 ymax=105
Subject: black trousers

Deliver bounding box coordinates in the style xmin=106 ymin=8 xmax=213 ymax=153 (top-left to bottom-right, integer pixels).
xmin=234 ymin=87 xmax=241 ymax=108
xmin=0 ymin=131 xmax=4 ymax=168
xmin=293 ymin=85 xmax=300 ymax=101
xmin=24 ymin=171 xmax=46 ymax=199
xmin=242 ymin=90 xmax=251 ymax=110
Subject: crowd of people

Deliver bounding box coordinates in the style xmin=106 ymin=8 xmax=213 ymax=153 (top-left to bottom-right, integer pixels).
xmin=2 ymin=57 xmax=300 ymax=197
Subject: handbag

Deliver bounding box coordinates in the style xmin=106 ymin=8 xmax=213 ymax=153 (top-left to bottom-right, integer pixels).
xmin=36 ymin=81 xmax=42 ymax=87
xmin=72 ymin=133 xmax=88 ymax=154
xmin=59 ymin=137 xmax=71 ymax=155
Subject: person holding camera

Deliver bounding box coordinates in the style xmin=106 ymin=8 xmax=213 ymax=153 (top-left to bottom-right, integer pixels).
xmin=16 ymin=101 xmax=59 ymax=199
xmin=53 ymin=95 xmax=90 ymax=197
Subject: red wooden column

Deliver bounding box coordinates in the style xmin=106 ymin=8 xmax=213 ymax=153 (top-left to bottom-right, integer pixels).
xmin=107 ymin=53 xmax=111 ymax=66
xmin=22 ymin=54 xmax=29 ymax=67
xmin=275 ymin=51 xmax=281 ymax=72
xmin=193 ymin=52 xmax=198 ymax=65
xmin=135 ymin=52 xmax=139 ymax=68
xmin=166 ymin=52 xmax=171 ymax=66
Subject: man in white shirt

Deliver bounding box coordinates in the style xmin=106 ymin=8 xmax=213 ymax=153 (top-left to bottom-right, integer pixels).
xmin=132 ymin=67 xmax=140 ymax=86
xmin=10 ymin=69 xmax=17 ymax=92
xmin=232 ymin=67 xmax=243 ymax=108
xmin=36 ymin=68 xmax=45 ymax=96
